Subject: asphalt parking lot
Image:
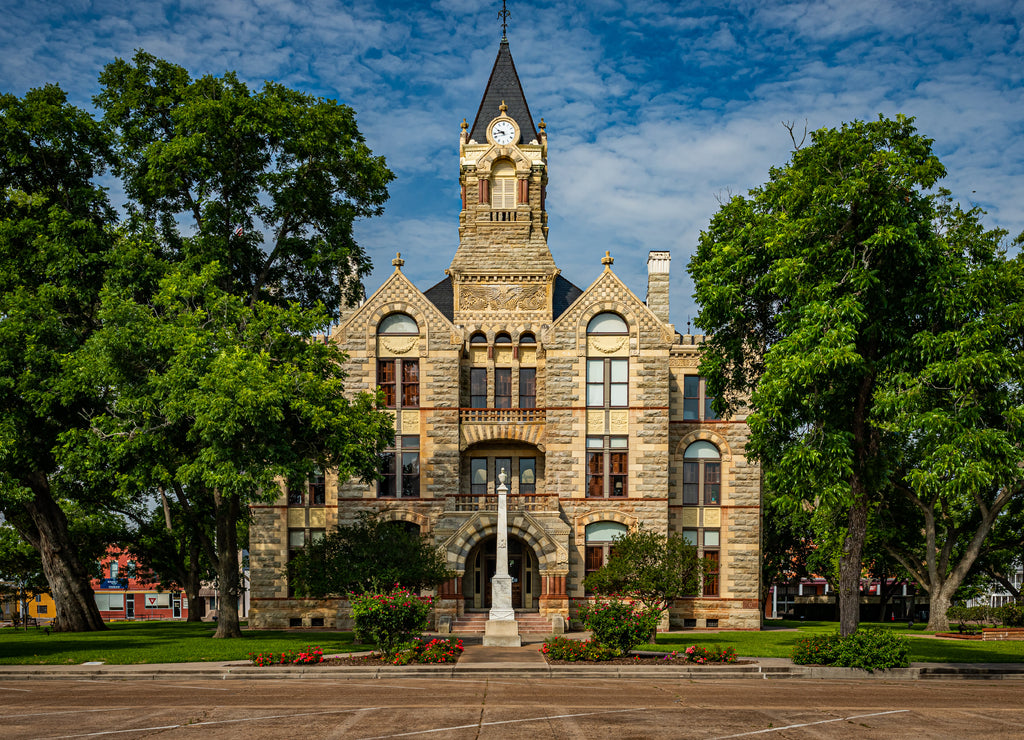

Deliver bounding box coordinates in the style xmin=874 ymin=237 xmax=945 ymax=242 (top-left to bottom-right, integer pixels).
xmin=3 ymin=676 xmax=1024 ymax=739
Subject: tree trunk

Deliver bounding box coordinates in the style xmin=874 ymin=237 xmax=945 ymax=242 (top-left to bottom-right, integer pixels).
xmin=927 ymin=589 xmax=953 ymax=632
xmin=15 ymin=477 xmax=107 ymax=632
xmin=838 ymin=497 xmax=868 ymax=637
xmin=212 ymin=490 xmax=242 ymax=639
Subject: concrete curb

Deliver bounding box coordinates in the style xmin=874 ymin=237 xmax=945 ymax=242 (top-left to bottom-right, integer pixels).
xmin=1 ymin=661 xmax=1022 ymax=681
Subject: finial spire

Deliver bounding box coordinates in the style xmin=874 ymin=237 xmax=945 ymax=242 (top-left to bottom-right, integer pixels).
xmin=602 ymin=250 xmax=614 ymax=267
xmin=499 ymin=0 xmax=510 ymax=40
xmin=392 ymin=252 xmax=404 ymax=269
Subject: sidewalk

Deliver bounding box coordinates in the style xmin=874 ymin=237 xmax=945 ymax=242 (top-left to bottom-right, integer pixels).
xmin=0 ymin=641 xmax=1021 ymax=681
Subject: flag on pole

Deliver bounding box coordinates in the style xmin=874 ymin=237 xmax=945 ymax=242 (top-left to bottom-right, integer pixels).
xmin=233 ymin=224 xmax=244 ymax=237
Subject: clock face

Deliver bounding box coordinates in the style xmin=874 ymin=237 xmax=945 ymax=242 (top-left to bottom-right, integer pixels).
xmin=491 ymin=120 xmax=516 ymax=145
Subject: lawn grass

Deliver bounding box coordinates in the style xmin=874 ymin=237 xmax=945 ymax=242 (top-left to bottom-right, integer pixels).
xmin=638 ymin=620 xmax=1024 ymax=664
xmin=0 ymin=621 xmax=360 ymax=665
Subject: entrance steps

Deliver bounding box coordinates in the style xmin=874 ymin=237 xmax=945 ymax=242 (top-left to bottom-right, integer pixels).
xmin=452 ymin=611 xmax=554 ymax=636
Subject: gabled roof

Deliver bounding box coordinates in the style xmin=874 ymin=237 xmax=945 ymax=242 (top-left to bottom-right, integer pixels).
xmin=469 ymin=39 xmax=538 ymax=144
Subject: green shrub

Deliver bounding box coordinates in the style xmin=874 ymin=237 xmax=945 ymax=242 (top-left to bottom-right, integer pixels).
xmin=946 ymin=605 xmax=968 ymax=630
xmin=541 ymin=637 xmax=617 ymax=662
xmin=791 ymin=628 xmax=908 ymax=671
xmin=350 ymin=587 xmax=432 ymax=658
xmin=994 ymin=603 xmax=1024 ymax=628
xmin=791 ymin=632 xmax=841 ymax=665
xmin=577 ymin=597 xmax=660 ymax=655
xmin=832 ymin=628 xmax=910 ymax=670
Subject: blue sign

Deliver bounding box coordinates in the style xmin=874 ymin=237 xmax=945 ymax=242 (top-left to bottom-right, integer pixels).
xmin=99 ymin=578 xmax=123 ymax=589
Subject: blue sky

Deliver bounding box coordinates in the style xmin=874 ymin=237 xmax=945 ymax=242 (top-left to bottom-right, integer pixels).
xmin=3 ymin=0 xmax=1022 ymax=329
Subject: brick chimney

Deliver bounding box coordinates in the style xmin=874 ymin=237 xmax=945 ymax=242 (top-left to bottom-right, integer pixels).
xmin=646 ymin=251 xmax=671 ymax=324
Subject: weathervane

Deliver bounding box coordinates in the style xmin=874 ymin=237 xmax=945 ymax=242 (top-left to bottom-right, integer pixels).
xmin=499 ymin=0 xmax=510 ymax=40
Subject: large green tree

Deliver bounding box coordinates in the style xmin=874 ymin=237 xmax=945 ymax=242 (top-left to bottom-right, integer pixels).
xmin=874 ymin=215 xmax=1023 ymax=630
xmin=0 ymin=85 xmax=116 ymax=632
xmin=83 ymin=51 xmax=396 ymax=638
xmin=691 ymin=115 xmax=954 ymax=635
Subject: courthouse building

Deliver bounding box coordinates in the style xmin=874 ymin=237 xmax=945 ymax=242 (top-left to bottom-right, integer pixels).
xmin=249 ymin=34 xmax=761 ymax=632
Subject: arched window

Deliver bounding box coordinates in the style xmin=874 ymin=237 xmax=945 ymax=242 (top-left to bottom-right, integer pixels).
xmin=494 ymin=333 xmax=512 ymax=344
xmin=585 ymin=521 xmax=628 ymax=586
xmin=683 ymin=441 xmax=721 ymax=505
xmin=586 ymin=314 xmax=628 ymax=498
xmin=377 ymin=314 xmax=419 ymax=409
xmin=519 ymin=332 xmax=536 ymax=344
xmin=470 ymin=332 xmax=488 ymax=344
xmin=587 ymin=312 xmax=628 ymax=334
xmin=376 ymin=313 xmax=420 ymax=499
xmin=378 ymin=313 xmax=418 ymax=335
xmin=491 ymin=160 xmax=516 ymax=209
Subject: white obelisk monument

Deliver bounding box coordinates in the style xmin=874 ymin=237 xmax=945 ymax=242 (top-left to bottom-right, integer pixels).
xmin=482 ymin=467 xmax=521 ymax=646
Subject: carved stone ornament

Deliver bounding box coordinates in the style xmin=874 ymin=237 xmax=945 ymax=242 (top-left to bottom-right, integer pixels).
xmin=380 ymin=336 xmax=418 ymax=355
xmin=461 ymin=284 xmax=546 ymax=312
xmin=589 ymin=336 xmax=628 ymax=354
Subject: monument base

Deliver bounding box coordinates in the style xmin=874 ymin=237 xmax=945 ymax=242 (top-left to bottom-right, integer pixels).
xmin=482 ymin=618 xmax=522 ymax=647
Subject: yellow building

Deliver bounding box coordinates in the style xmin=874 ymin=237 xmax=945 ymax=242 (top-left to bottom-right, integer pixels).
xmin=249 ymin=34 xmax=761 ymax=633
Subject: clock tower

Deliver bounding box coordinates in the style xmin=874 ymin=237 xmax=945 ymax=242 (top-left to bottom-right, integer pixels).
xmin=448 ymin=36 xmax=558 ymax=325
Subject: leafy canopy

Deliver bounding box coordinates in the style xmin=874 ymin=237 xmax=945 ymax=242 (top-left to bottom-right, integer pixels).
xmin=289 ymin=513 xmax=453 ymax=597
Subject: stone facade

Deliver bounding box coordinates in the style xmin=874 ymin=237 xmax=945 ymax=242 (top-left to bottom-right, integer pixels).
xmin=248 ymin=36 xmax=761 ymax=632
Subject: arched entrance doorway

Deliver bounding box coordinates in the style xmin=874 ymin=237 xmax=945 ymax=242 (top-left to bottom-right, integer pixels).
xmin=464 ymin=535 xmax=540 ymax=610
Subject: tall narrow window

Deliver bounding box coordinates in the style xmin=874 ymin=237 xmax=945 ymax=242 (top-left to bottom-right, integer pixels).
xmin=683 ymin=441 xmax=721 ymax=506
xmin=519 ymin=367 xmax=536 ymax=408
xmin=378 ymin=359 xmax=397 ymax=408
xmin=587 ymin=436 xmax=628 ymax=497
xmin=703 ymin=530 xmax=720 ymax=597
xmin=683 ymin=376 xmax=718 ymax=420
xmin=379 ymin=435 xmax=419 ymax=498
xmin=471 ymin=367 xmax=487 ymax=408
xmin=471 ymin=458 xmax=488 ymax=496
xmin=308 ymin=469 xmax=326 ymax=506
xmin=491 ymin=161 xmax=516 ymax=209
xmin=401 ymin=436 xmax=420 ymax=498
xmin=402 ymin=361 xmax=419 ymax=408
xmin=585 ymin=522 xmax=627 ymax=592
xmin=519 ymin=458 xmax=536 ymax=494
xmin=494 ymin=368 xmax=512 ymax=408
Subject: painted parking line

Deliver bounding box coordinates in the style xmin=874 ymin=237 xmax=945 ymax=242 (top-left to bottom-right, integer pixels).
xmin=4 ymin=708 xmax=134 ymax=719
xmin=353 ymin=707 xmax=646 ymax=739
xmin=47 ymin=707 xmax=384 ymax=738
xmin=149 ymin=682 xmax=233 ymax=691
xmin=0 ymin=686 xmax=32 ymax=691
xmin=710 ymin=710 xmax=911 ymax=739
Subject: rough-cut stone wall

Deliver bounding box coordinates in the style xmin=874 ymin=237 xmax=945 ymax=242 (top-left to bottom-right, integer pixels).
xmin=249 ymin=262 xmax=762 ymax=632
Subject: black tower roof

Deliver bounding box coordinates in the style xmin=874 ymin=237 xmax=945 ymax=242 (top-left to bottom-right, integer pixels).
xmin=469 ymin=38 xmax=538 ymax=144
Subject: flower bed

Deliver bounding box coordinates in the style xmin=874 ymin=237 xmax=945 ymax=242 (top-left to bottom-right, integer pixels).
xmin=248 ymin=638 xmax=463 ymax=667
xmin=540 ymin=636 xmax=740 ymax=665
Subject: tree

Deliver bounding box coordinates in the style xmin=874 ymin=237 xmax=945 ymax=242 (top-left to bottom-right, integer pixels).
xmin=81 ymin=51 xmax=397 ymax=638
xmin=289 ymin=513 xmax=453 ymax=597
xmin=691 ymin=115 xmax=955 ymax=635
xmin=874 ymin=219 xmax=1024 ymax=630
xmin=0 ymin=85 xmax=117 ymax=631
xmin=760 ymin=490 xmax=815 ymax=619
xmin=582 ymin=526 xmax=706 ymax=632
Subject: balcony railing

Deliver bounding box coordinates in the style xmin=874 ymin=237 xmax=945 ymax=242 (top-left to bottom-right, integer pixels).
xmin=444 ymin=493 xmax=559 ymax=513
xmin=460 ymin=408 xmax=545 ymax=424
